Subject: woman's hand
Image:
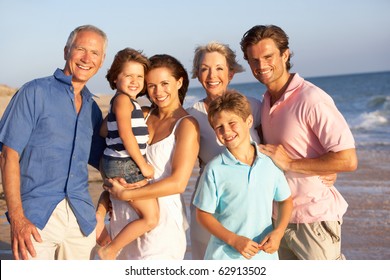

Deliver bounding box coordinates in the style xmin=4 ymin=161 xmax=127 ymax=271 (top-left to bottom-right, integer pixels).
xmin=103 ymin=178 xmax=127 ymax=200
xmin=103 ymin=178 xmax=145 ymax=201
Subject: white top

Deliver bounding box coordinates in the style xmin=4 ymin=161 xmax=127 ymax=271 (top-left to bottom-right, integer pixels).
xmin=109 ymin=116 xmax=189 ymax=260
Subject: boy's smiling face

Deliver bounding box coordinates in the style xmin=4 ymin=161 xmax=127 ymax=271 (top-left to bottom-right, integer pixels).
xmin=211 ymin=110 xmax=253 ymax=151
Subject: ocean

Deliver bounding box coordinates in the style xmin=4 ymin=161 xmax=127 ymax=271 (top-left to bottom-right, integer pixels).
xmin=184 ymin=71 xmax=390 ymax=151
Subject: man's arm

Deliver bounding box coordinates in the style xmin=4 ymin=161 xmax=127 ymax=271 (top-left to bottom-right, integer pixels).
xmin=259 ymin=144 xmax=358 ymax=175
xmin=0 ymin=145 xmax=41 ymax=260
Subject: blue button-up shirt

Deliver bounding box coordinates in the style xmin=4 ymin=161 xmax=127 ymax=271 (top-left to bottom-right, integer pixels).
xmin=0 ymin=69 xmax=105 ymax=235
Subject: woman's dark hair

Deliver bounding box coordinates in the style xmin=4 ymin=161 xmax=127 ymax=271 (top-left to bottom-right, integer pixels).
xmin=148 ymin=54 xmax=189 ymax=105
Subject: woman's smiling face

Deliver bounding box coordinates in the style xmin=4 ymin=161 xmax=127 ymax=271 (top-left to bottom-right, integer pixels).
xmin=146 ymin=67 xmax=183 ymax=108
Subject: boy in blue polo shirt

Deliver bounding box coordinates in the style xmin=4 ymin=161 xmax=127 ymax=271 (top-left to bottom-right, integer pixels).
xmin=193 ymin=90 xmax=292 ymax=260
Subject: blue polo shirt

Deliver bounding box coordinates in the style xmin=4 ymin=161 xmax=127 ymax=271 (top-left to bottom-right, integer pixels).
xmin=0 ymin=69 xmax=105 ymax=235
xmin=193 ymin=143 xmax=291 ymax=260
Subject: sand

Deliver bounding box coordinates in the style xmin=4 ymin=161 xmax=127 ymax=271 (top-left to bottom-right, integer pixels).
xmin=0 ymin=92 xmax=389 ymax=260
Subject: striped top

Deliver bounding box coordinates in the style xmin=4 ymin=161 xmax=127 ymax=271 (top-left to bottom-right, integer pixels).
xmin=104 ymin=93 xmax=149 ymax=158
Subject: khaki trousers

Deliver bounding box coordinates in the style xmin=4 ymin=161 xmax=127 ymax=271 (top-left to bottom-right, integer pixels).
xmin=28 ymin=199 xmax=96 ymax=260
xmin=278 ymin=221 xmax=344 ymax=260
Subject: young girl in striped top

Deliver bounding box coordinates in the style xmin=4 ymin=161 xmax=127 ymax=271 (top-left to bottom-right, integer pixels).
xmin=96 ymin=48 xmax=158 ymax=260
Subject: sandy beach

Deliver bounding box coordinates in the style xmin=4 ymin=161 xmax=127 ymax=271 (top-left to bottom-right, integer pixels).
xmin=0 ymin=91 xmax=389 ymax=260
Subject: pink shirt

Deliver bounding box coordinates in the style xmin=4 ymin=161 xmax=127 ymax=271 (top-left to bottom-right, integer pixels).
xmin=261 ymin=74 xmax=355 ymax=223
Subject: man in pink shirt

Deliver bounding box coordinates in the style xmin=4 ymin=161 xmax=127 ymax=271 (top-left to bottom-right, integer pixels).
xmin=240 ymin=25 xmax=358 ymax=260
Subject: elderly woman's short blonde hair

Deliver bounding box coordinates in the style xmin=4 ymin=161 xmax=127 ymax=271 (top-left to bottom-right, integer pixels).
xmin=191 ymin=41 xmax=244 ymax=79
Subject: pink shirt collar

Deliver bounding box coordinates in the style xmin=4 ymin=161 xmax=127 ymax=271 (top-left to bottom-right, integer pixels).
xmin=264 ymin=73 xmax=304 ymax=114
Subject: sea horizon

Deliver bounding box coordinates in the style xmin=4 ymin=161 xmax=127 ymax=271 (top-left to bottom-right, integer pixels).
xmin=197 ymin=69 xmax=390 ymax=89
xmin=93 ymin=70 xmax=390 ymax=95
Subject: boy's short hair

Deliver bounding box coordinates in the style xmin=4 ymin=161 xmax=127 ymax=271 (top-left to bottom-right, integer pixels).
xmin=208 ymin=89 xmax=252 ymax=127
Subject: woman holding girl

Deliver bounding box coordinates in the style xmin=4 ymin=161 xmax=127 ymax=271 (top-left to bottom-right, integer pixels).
xmin=97 ymin=54 xmax=200 ymax=260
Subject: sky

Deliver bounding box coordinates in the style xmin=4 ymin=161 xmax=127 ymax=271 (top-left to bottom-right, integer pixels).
xmin=1 ymin=0 xmax=389 ymax=94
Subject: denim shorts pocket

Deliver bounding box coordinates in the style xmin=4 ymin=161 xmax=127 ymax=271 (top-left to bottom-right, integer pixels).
xmin=103 ymin=156 xmax=145 ymax=183
xmin=103 ymin=157 xmax=123 ymax=178
xmin=122 ymin=159 xmax=144 ymax=183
